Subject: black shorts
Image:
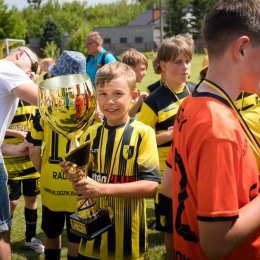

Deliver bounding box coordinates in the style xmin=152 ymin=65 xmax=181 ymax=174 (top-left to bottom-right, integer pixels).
xmin=8 ymin=178 xmax=40 ymax=200
xmin=155 ymin=193 xmax=173 ymax=233
xmin=41 ymin=205 xmax=80 ymax=244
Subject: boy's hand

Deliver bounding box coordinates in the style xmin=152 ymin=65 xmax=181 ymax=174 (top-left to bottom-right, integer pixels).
xmin=73 ymin=177 xmax=103 ymax=199
xmin=136 ymin=91 xmax=148 ymax=105
xmin=59 ymin=161 xmax=84 ymax=182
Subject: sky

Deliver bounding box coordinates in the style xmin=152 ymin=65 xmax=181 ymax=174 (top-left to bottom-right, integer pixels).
xmin=6 ymin=0 xmax=114 ymax=10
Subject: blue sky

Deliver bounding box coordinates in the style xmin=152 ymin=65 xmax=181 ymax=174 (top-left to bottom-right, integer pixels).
xmin=7 ymin=0 xmax=114 ymax=10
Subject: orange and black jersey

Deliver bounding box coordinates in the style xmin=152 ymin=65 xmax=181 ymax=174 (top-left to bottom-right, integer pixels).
xmin=3 ymin=100 xmax=39 ymax=180
xmin=78 ymin=119 xmax=160 ymax=260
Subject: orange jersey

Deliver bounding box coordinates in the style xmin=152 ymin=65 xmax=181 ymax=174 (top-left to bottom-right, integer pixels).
xmin=167 ymin=90 xmax=260 ymax=259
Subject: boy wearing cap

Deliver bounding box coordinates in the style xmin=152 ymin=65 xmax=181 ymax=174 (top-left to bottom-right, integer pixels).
xmin=27 ymin=51 xmax=87 ymax=260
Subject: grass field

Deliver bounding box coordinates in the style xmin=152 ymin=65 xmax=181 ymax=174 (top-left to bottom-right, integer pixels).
xmin=11 ymin=54 xmax=205 ymax=259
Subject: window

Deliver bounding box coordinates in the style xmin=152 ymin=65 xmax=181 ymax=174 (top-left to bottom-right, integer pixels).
xmin=104 ymin=38 xmax=111 ymax=44
xmin=120 ymin=37 xmax=127 ymax=43
xmin=135 ymin=37 xmax=143 ymax=43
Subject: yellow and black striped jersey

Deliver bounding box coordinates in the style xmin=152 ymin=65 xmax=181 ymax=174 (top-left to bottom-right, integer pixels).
xmin=138 ymin=82 xmax=194 ymax=195
xmin=235 ymin=91 xmax=259 ymax=111
xmin=26 ymin=110 xmax=87 ymax=212
xmin=146 ymin=80 xmax=161 ymax=94
xmin=3 ymin=100 xmax=40 ymax=180
xmin=78 ymin=119 xmax=160 ymax=260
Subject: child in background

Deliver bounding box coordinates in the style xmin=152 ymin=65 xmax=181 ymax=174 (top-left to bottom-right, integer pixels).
xmin=42 ymin=58 xmax=55 ymax=80
xmin=121 ymin=48 xmax=149 ymax=119
xmin=138 ymin=37 xmax=195 ymax=260
xmin=60 ymin=61 xmax=161 ymax=260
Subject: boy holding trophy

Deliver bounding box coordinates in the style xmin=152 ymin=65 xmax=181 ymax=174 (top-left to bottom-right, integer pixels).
xmin=60 ymin=61 xmax=161 ymax=260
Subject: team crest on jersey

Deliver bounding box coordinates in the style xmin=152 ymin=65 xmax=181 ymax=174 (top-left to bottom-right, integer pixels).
xmin=162 ymin=104 xmax=177 ymax=112
xmin=160 ymin=215 xmax=170 ymax=227
xmin=123 ymin=145 xmax=134 ymax=159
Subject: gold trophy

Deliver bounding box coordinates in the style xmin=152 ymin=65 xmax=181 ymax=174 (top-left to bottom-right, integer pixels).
xmin=38 ymin=74 xmax=113 ymax=239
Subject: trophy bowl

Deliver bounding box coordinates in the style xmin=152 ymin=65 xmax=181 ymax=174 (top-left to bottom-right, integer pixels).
xmin=38 ymin=74 xmax=96 ymax=150
xmin=38 ymin=74 xmax=113 ymax=240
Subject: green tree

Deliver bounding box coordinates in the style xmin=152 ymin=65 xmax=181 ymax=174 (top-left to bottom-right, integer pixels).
xmin=189 ymin=0 xmax=218 ymax=38
xmin=40 ymin=40 xmax=60 ymax=59
xmin=39 ymin=17 xmax=62 ymax=52
xmin=68 ymin=25 xmax=89 ymax=56
xmin=164 ymin=0 xmax=190 ymax=36
xmin=0 ymin=0 xmax=27 ymax=39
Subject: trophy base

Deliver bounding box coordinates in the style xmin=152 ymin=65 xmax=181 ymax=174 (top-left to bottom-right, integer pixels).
xmin=70 ymin=210 xmax=113 ymax=240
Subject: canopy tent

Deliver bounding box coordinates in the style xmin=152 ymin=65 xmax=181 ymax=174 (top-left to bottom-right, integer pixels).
xmin=0 ymin=38 xmax=25 ymax=58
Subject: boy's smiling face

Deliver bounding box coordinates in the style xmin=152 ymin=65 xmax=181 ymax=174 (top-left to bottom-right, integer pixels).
xmin=96 ymin=77 xmax=134 ymax=126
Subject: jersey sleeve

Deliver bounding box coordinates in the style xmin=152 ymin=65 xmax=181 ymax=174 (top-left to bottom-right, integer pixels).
xmin=196 ymin=138 xmax=241 ymax=220
xmin=26 ymin=110 xmax=44 ymax=146
xmin=138 ymin=101 xmax=157 ymax=130
xmin=137 ymin=126 xmax=161 ymax=183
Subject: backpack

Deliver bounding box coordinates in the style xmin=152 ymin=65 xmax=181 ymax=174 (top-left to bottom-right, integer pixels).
xmin=86 ymin=50 xmax=120 ymax=67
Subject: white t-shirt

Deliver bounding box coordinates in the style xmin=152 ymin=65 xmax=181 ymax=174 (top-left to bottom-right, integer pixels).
xmin=0 ymin=60 xmax=33 ymax=163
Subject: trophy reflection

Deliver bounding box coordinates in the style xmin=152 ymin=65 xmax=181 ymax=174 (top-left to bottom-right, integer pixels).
xmin=38 ymin=74 xmax=113 ymax=239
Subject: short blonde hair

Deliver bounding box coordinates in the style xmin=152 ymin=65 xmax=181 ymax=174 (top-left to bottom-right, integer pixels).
xmin=122 ymin=48 xmax=148 ymax=69
xmin=95 ymin=61 xmax=136 ymax=92
xmin=157 ymin=37 xmax=192 ymax=63
xmin=86 ymin=31 xmax=103 ymax=45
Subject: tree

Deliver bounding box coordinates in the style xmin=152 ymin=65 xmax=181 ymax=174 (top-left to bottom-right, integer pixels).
xmin=164 ymin=0 xmax=190 ymax=36
xmin=39 ymin=17 xmax=62 ymax=53
xmin=189 ymin=0 xmax=218 ymax=38
xmin=40 ymin=40 xmax=60 ymax=60
xmin=68 ymin=26 xmax=89 ymax=56
xmin=0 ymin=0 xmax=27 ymax=39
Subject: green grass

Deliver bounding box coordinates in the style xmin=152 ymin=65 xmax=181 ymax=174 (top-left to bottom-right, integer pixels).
xmin=11 ymin=54 xmax=204 ymax=259
xmin=11 ymin=196 xmax=166 ymax=259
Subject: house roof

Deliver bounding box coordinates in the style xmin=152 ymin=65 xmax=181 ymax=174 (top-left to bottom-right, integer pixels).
xmin=128 ymin=8 xmax=167 ymax=28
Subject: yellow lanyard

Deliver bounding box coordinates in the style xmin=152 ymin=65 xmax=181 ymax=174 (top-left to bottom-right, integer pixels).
xmin=203 ymin=79 xmax=260 ymax=157
xmin=165 ymin=83 xmax=190 ymax=105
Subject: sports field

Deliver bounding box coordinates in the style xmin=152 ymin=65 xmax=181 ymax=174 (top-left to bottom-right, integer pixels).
xmin=11 ymin=54 xmax=205 ymax=260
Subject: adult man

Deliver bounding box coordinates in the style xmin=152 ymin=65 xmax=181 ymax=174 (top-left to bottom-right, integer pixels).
xmin=85 ymin=31 xmax=117 ymax=88
xmin=0 ymin=45 xmax=39 ymax=259
xmin=162 ymin=0 xmax=260 ymax=259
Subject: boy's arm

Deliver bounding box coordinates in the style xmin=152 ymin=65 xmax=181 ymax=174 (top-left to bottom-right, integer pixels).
xmin=128 ymin=91 xmax=148 ymax=118
xmin=5 ymin=129 xmax=27 ymax=141
xmin=199 ymin=195 xmax=260 ymax=260
xmin=12 ymin=83 xmax=38 ymax=106
xmin=156 ymin=129 xmax=173 ymax=146
xmin=60 ymin=165 xmax=158 ymax=199
xmin=1 ymin=142 xmax=33 ymax=156
xmin=29 ymin=146 xmax=42 ymax=173
xmin=161 ymin=164 xmax=172 ymax=198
